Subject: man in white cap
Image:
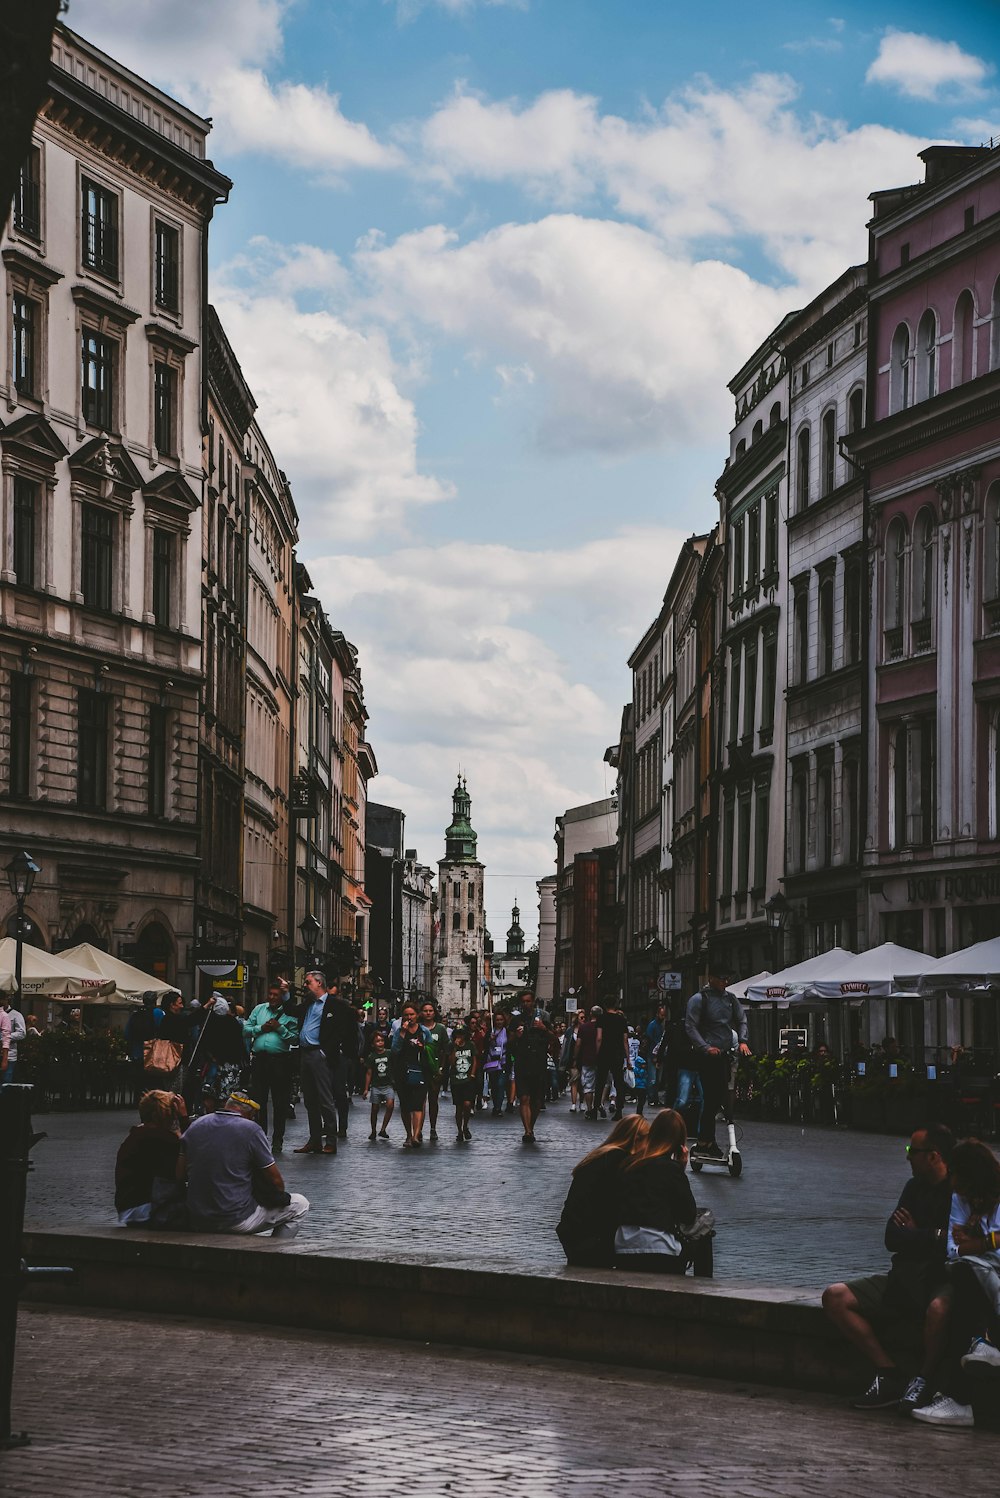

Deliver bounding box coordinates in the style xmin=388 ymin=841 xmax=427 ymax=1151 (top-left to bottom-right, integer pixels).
xmin=178 ymin=1091 xmax=309 ymax=1237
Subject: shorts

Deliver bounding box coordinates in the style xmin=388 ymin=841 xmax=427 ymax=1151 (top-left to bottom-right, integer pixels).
xmin=451 ymin=1080 xmax=477 ymax=1106
xmin=847 ymin=1271 xmax=938 ymax=1325
xmin=370 ymin=1086 xmax=394 ymax=1107
xmin=581 ymin=1066 xmax=597 ymax=1093
xmin=399 ymin=1082 xmax=427 ymax=1112
xmin=515 ymin=1072 xmax=546 ymax=1106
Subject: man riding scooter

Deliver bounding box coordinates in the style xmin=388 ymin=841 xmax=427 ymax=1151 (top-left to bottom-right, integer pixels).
xmin=684 ymin=955 xmax=750 ymax=1160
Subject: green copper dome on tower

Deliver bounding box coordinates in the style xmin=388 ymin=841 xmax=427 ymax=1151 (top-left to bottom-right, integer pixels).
xmin=444 ymin=774 xmax=478 ymax=862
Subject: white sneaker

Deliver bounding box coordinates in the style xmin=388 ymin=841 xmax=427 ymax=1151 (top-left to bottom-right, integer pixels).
xmin=962 ymin=1337 xmax=1000 ymax=1372
xmin=569 ymin=1103 xmax=577 ymax=1112
xmin=911 ymin=1394 xmax=974 ymax=1429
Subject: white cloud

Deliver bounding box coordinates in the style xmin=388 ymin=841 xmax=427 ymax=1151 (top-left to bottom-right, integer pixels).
xmin=306 ymin=526 xmax=685 ymax=935
xmin=416 ymin=75 xmax=925 ymax=283
xmin=949 ymin=116 xmax=1000 ymax=145
xmin=358 ymin=214 xmax=795 ymax=452
xmin=74 ymin=0 xmax=287 ymax=81
xmin=207 ymin=68 xmax=402 ymax=173
xmin=74 ymin=0 xmax=400 ymax=174
xmin=213 ymin=250 xmax=451 ymax=540
xmin=866 ymin=30 xmax=992 ymax=102
xmin=393 ymin=0 xmax=527 ymax=18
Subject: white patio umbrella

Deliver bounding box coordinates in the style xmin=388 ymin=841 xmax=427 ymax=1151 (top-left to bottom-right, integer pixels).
xmin=57 ymin=941 xmax=172 ymax=1003
xmin=806 ymin=942 xmax=929 ymax=1000
xmin=729 ymin=970 xmax=771 ymax=1000
xmin=744 ymin=947 xmax=854 ymax=1005
xmin=0 ymin=937 xmax=116 ymax=999
xmin=900 ymin=936 xmax=1000 ymax=994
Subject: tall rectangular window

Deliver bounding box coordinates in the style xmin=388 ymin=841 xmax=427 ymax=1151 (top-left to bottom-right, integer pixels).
xmin=747 ymin=505 xmax=760 ymax=585
xmin=728 ymin=647 xmax=741 ymax=744
xmin=753 ymin=783 xmax=769 ymax=890
xmin=817 ymin=763 xmax=833 ymax=866
xmin=732 ymin=520 xmax=744 ymax=602
xmin=9 ymin=674 xmax=32 ymax=797
xmin=764 ymin=490 xmax=777 ymax=576
xmin=761 ymin=631 xmax=777 ymax=733
xmin=844 ymin=757 xmax=860 ymax=863
xmin=153 ymin=363 xmax=176 ymax=455
xmin=81 ymin=178 xmax=119 ymax=278
xmin=737 ymin=794 xmax=752 ymax=893
xmin=12 ymin=294 xmax=38 ymax=397
xmin=721 ymin=796 xmax=735 ymax=897
xmin=151 ymin=529 xmax=174 ymax=628
xmin=822 ymin=410 xmax=836 ymax=495
xmin=743 ymin=645 xmax=757 ymax=740
xmin=154 ymin=220 xmax=180 ymax=312
xmin=13 ymin=476 xmax=38 ymax=589
xmin=77 ymin=687 xmax=109 ymax=810
xmin=819 ymin=574 xmax=835 ymax=675
xmin=14 ymin=146 xmax=41 ymax=239
xmin=148 ymin=704 xmax=168 ymax=817
xmin=794 ymin=589 xmax=809 ymax=685
xmin=81 ymin=329 xmax=115 ymax=430
xmin=81 ymin=503 xmax=114 ymax=611
xmin=844 ymin=560 xmax=862 ymax=666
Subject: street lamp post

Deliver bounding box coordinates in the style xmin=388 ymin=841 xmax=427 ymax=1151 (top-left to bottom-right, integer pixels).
xmin=764 ymin=892 xmax=790 ymax=972
xmin=4 ymin=853 xmax=40 ymax=1014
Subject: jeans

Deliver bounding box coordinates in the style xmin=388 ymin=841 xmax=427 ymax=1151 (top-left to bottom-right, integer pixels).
xmin=674 ymin=1068 xmax=704 ymax=1135
xmin=486 ymin=1069 xmax=506 ymax=1113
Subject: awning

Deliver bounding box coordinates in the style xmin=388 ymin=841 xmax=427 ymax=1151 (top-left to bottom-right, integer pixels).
xmin=744 ymin=947 xmax=854 ymax=1004
xmin=57 ymin=942 xmax=175 ymax=1003
xmin=806 ymin=942 xmax=929 ymax=1000
xmin=0 ymin=937 xmax=116 ymax=999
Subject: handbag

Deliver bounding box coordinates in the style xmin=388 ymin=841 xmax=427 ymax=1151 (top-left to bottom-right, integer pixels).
xmin=623 ymin=1065 xmax=636 ymax=1089
xmin=143 ymin=1037 xmax=183 ymax=1073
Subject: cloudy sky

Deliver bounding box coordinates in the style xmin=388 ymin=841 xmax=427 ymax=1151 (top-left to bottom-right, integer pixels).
xmin=73 ymin=0 xmax=998 ymax=944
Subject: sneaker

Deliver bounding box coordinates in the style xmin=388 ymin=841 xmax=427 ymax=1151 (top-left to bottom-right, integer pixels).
xmin=852 ymin=1371 xmax=907 ymax=1410
xmin=597 ymin=1106 xmax=607 ymax=1119
xmin=700 ymin=1141 xmax=726 ymax=1160
xmin=463 ymin=1126 xmax=472 ymax=1141
xmin=911 ymin=1394 xmax=974 ymax=1429
xmin=569 ymin=1104 xmax=577 ymax=1112
xmin=430 ymin=1128 xmax=439 ymax=1142
xmin=899 ymin=1375 xmax=930 ymax=1413
xmin=962 ymin=1337 xmax=1000 ymax=1373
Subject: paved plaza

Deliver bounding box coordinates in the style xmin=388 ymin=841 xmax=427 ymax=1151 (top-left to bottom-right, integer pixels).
xmin=4 ymin=1305 xmax=995 ymax=1497
xmin=24 ymin=1097 xmax=912 ymax=1289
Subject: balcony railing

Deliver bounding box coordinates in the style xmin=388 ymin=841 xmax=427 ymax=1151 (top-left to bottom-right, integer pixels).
xmin=883 ymin=625 xmax=904 ymax=661
xmin=911 ymin=617 xmax=932 ymax=653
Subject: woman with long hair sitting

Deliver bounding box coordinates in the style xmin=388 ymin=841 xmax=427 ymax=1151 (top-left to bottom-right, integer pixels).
xmin=557 ymin=1114 xmax=649 ymax=1267
xmin=614 ymin=1108 xmax=697 ymax=1275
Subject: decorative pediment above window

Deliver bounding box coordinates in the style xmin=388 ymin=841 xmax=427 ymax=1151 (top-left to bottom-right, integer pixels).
xmin=0 ymin=411 xmax=69 ymax=468
xmin=142 ymin=467 xmax=199 ymax=532
xmin=145 ymin=322 xmax=197 ymax=358
xmin=2 ymin=246 xmax=64 ymax=290
xmin=69 ymin=435 xmax=142 ymax=505
xmin=71 ymin=283 xmax=141 ymax=330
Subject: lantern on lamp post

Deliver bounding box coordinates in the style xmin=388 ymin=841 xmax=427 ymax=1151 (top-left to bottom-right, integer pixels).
xmin=5 ymin=852 xmax=40 ymax=1013
xmin=764 ymin=892 xmax=790 ymax=972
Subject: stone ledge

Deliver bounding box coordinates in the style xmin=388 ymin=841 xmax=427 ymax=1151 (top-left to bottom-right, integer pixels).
xmin=22 ymin=1227 xmax=866 ymax=1393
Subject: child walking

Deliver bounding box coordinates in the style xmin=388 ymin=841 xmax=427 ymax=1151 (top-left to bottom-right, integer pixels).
xmin=363 ymin=1030 xmax=396 ymax=1140
xmin=449 ymin=1023 xmax=479 ymax=1142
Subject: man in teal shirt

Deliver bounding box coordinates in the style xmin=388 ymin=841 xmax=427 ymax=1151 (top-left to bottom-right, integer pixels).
xmin=246 ymin=984 xmax=299 ymax=1152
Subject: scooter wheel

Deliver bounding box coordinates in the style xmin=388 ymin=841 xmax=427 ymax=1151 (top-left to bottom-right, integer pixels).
xmin=690 ymin=1159 xmax=703 ymax=1172
xmin=728 ymin=1152 xmax=742 ymax=1178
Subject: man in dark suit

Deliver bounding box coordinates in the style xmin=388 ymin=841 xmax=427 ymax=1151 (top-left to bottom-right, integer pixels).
xmin=294 ymin=969 xmax=355 ymax=1153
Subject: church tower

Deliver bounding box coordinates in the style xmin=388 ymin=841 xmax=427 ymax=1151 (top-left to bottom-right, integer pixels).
xmin=434 ymin=776 xmax=486 ymax=1014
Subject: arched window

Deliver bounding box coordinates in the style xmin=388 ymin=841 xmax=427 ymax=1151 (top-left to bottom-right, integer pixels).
xmin=821 ymin=409 xmax=836 ymax=495
xmin=884 ymin=516 xmax=908 ymax=652
xmin=796 ymin=426 xmax=810 ymax=511
xmin=985 ymin=484 xmax=1000 ymax=603
xmin=752 ymin=419 xmax=763 ymax=443
xmin=890 ymin=323 xmax=910 ymax=414
xmin=954 ymin=290 xmax=975 ymax=385
xmin=769 ymin=401 xmax=781 ymax=427
xmin=916 ymin=310 xmax=937 ymax=402
xmin=848 ymin=386 xmax=864 ymax=434
xmin=735 ymin=437 xmax=746 ymax=460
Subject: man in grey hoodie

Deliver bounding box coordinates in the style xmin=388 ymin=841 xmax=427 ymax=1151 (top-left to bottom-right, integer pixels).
xmin=684 ymin=957 xmax=750 ymax=1157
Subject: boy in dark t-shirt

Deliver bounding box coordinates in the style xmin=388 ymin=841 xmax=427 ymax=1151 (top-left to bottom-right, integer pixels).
xmin=363 ymin=1031 xmax=396 ymax=1140
xmin=449 ymin=1023 xmax=479 ymax=1142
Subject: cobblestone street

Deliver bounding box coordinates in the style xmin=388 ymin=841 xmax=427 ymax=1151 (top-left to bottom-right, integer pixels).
xmin=25 ymin=1098 xmax=911 ymax=1289
xmin=3 ymin=1305 xmax=995 ymax=1498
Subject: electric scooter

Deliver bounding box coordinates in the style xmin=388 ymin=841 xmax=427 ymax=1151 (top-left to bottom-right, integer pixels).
xmin=689 ymin=1050 xmax=744 ymax=1177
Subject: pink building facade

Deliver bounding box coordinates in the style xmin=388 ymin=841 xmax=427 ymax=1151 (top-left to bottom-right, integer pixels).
xmin=850 ymin=145 xmax=1000 ymax=1052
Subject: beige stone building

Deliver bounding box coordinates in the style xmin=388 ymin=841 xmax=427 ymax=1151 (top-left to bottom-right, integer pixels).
xmin=0 ymin=25 xmax=229 ymax=987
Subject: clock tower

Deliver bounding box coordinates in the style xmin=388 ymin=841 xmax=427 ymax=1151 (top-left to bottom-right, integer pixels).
xmin=434 ymin=776 xmax=486 ymax=1014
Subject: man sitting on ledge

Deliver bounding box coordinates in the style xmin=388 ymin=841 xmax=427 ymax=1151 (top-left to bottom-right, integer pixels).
xmin=179 ymin=1091 xmax=309 ymax=1239
xmin=822 ymin=1123 xmax=953 ymax=1412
